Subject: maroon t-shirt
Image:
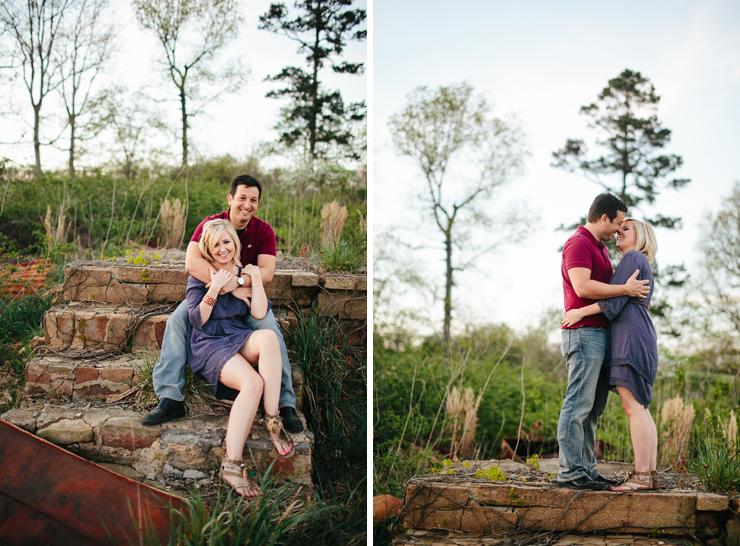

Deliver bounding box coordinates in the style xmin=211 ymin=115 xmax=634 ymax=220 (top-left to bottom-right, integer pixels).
xmin=562 ymin=226 xmax=613 ymax=329
xmin=190 ymin=211 xmax=277 ymax=266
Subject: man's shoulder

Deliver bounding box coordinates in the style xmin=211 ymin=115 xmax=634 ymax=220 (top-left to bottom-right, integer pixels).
xmin=251 ymin=216 xmax=273 ymax=231
xmin=563 ymin=229 xmax=592 ymax=252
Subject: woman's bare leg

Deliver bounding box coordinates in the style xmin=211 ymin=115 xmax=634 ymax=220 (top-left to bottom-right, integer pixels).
xmin=239 ymin=330 xmax=292 ymax=455
xmin=239 ymin=330 xmax=282 ymax=419
xmin=647 ymin=407 xmax=658 ymax=470
xmin=219 ymin=353 xmax=264 ymax=496
xmin=617 ymin=386 xmax=652 ymax=473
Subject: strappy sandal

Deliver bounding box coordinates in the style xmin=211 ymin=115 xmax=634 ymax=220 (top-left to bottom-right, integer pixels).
xmin=264 ymin=414 xmax=294 ymax=458
xmin=610 ymin=470 xmax=652 ymax=492
xmin=220 ymin=457 xmax=260 ymax=498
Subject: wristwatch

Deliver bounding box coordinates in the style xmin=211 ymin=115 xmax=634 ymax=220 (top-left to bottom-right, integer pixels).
xmin=236 ymin=275 xmax=245 ymax=287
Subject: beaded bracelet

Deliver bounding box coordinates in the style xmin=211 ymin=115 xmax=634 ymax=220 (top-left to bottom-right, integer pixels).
xmin=203 ymin=295 xmax=217 ymax=306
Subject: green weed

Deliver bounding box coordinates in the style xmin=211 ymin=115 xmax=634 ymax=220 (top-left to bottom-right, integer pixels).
xmin=690 ymin=437 xmax=740 ymax=493
xmin=318 ymin=239 xmax=365 ymax=273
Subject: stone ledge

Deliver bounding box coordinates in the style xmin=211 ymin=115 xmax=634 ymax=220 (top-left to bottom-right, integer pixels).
xmin=392 ymin=529 xmax=703 ymax=546
xmin=1 ymin=401 xmax=313 ymax=483
xmin=44 ymin=302 xmax=174 ymax=353
xmin=402 ymin=462 xmax=732 ymax=538
xmin=23 ymin=352 xmax=305 ymax=409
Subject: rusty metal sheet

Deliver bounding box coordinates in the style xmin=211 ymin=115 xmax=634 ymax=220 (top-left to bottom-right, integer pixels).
xmin=0 ymin=258 xmax=51 ymax=296
xmin=0 ymin=419 xmax=185 ymax=545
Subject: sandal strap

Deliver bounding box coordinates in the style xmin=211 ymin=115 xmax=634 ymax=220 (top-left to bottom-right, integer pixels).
xmin=264 ymin=414 xmax=287 ymax=436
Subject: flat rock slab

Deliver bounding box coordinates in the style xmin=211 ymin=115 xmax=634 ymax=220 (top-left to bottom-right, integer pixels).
xmin=23 ymin=352 xmax=305 ymax=409
xmin=61 ymin=261 xmax=366 ymax=307
xmin=392 ymin=529 xmax=703 ymax=545
xmin=25 ymin=353 xmax=146 ymax=399
xmin=63 ymin=261 xmax=190 ymax=304
xmin=44 ymin=301 xmax=174 ymax=353
xmin=403 ymin=471 xmax=729 ymax=537
xmin=1 ymin=400 xmax=313 ymax=484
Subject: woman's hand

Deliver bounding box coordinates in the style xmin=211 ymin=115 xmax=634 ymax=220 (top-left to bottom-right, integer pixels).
xmin=562 ymin=309 xmax=582 ymax=327
xmin=209 ymin=268 xmax=233 ymax=292
xmin=242 ymin=264 xmax=262 ymax=284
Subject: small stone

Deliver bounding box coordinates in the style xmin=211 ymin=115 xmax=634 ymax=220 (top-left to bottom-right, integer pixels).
xmin=162 ymin=464 xmax=183 ymax=478
xmin=183 ymin=470 xmax=207 ymax=480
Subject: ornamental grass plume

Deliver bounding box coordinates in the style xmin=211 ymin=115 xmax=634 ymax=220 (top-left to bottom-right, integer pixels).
xmin=446 ymin=385 xmax=478 ymax=460
xmin=158 ymin=197 xmax=186 ymax=249
xmin=660 ymin=395 xmax=695 ymax=469
xmin=721 ymin=409 xmax=738 ymax=447
xmin=43 ymin=202 xmax=70 ymax=245
xmin=320 ymin=200 xmax=348 ymax=246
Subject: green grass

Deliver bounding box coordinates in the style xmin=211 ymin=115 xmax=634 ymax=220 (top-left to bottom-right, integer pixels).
xmin=690 ymin=437 xmax=740 ymax=494
xmin=318 ymin=240 xmax=366 ymax=274
xmin=0 ymin=158 xmax=366 ymax=270
xmin=0 ymin=294 xmax=56 ymax=373
xmin=126 ymin=469 xmax=342 ymax=546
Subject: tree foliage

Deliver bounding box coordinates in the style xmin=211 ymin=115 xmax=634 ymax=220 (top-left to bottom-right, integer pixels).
xmin=388 ymin=82 xmax=528 ymax=343
xmin=699 ymin=182 xmax=740 ymax=353
xmin=0 ymin=0 xmax=75 ymax=178
xmin=132 ymin=0 xmax=246 ymax=167
xmin=58 ymin=0 xmax=114 ymax=180
xmin=552 ymin=69 xmax=690 ymax=229
xmin=259 ymin=0 xmax=366 ymax=163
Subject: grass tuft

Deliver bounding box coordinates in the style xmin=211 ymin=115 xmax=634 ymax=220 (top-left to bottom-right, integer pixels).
xmin=318 ymin=240 xmax=365 ymax=274
xmin=690 ymin=436 xmax=740 ymax=493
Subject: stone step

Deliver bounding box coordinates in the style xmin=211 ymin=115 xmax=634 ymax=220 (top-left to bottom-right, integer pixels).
xmin=23 ymin=353 xmax=305 ymax=409
xmin=401 ymin=459 xmax=733 ymax=539
xmin=61 ymin=260 xmax=367 ymax=323
xmin=392 ymin=530 xmax=704 ymax=545
xmin=1 ymin=399 xmax=313 ymax=484
xmin=44 ymin=301 xmax=172 ymax=353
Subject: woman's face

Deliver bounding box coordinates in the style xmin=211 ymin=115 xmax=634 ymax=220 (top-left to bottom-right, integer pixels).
xmin=210 ymin=231 xmax=236 ymax=266
xmin=616 ymin=220 xmax=637 ymax=253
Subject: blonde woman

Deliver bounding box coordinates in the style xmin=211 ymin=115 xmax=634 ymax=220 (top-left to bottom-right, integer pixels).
xmin=186 ymin=219 xmax=293 ymax=498
xmin=562 ymin=219 xmax=659 ymax=491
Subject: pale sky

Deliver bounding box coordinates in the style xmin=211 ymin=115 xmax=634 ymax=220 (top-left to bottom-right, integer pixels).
xmin=374 ymin=0 xmax=740 ymax=336
xmin=0 ymin=0 xmax=367 ymax=170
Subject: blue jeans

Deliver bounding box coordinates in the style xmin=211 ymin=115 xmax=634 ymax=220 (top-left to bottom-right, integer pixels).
xmin=152 ymin=300 xmax=296 ymax=409
xmin=557 ymin=327 xmax=610 ymax=482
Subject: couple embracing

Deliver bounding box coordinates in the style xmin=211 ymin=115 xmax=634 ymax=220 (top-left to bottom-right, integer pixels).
xmin=558 ymin=192 xmax=660 ymax=492
xmin=141 ymin=174 xmax=304 ymax=499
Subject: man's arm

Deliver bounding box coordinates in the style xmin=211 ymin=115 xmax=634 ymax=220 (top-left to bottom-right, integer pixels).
xmin=185 ymin=241 xmax=213 ymax=285
xmin=185 ymin=241 xmax=277 ymax=295
xmin=568 ymin=267 xmax=649 ymax=299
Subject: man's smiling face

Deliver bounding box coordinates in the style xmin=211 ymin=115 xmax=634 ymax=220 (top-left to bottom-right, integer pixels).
xmin=227 ymin=185 xmax=260 ymax=229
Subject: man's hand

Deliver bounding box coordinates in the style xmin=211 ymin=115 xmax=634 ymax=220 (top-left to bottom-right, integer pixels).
xmin=219 ymin=276 xmax=240 ymax=295
xmin=232 ymin=286 xmax=253 ymax=303
xmin=625 ymin=270 xmax=650 ymax=299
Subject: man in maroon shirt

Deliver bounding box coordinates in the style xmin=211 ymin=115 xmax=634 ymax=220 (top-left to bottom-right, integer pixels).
xmin=142 ymin=175 xmax=303 ymax=433
xmin=557 ymin=193 xmax=649 ymax=490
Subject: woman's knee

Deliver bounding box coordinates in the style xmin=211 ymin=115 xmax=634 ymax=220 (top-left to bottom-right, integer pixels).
xmin=238 ymin=374 xmax=264 ymax=397
xmin=254 ymin=330 xmax=279 ymax=352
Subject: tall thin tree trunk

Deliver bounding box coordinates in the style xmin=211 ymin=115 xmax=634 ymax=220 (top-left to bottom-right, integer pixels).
xmin=180 ymin=85 xmax=188 ymax=167
xmin=443 ymin=227 xmax=453 ymax=344
xmin=33 ymin=104 xmax=42 ymax=179
xmin=308 ymin=3 xmax=321 ymax=167
xmin=69 ymin=115 xmax=76 ymax=181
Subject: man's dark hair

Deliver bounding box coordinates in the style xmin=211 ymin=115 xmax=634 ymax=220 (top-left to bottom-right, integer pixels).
xmin=229 ymin=174 xmax=262 ymax=201
xmin=587 ymin=192 xmax=627 ymax=223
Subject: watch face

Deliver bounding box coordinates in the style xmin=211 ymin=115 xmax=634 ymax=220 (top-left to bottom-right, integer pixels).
xmin=238 ymin=276 xmax=244 ymax=286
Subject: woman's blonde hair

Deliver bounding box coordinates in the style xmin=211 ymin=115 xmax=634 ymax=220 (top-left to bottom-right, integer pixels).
xmin=199 ymin=219 xmax=242 ymax=267
xmin=624 ymin=218 xmax=658 ymax=263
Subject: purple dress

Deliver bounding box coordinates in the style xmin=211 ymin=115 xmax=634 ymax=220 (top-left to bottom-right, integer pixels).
xmin=597 ymin=250 xmax=658 ymax=408
xmin=186 ymin=274 xmax=268 ymax=399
